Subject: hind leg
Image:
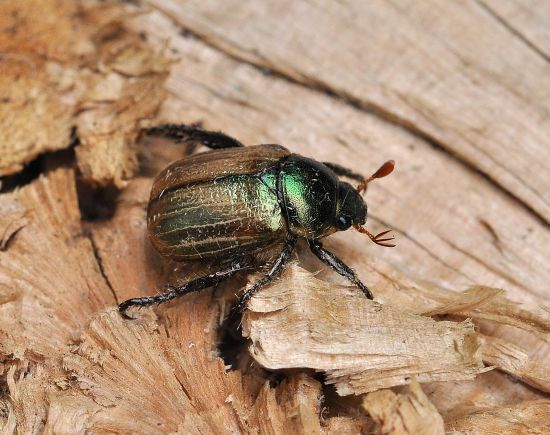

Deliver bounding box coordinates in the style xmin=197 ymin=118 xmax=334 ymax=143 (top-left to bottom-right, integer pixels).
xmin=119 ymin=256 xmax=253 ymax=319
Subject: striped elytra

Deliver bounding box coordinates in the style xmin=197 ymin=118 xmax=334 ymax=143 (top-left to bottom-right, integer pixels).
xmin=147 ymin=144 xmax=291 ymax=260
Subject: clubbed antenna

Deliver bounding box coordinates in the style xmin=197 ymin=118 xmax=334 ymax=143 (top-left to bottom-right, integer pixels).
xmin=356 ymin=160 xmax=395 ymax=194
xmin=353 ymin=160 xmax=396 ymax=247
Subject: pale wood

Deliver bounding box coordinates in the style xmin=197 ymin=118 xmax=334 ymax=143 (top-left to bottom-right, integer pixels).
xmin=130 ymin=6 xmax=550 ymax=361
xmin=482 ymin=0 xmax=550 ymax=57
xmin=481 ymin=334 xmax=550 ymax=393
xmin=243 ymin=265 xmax=486 ymax=395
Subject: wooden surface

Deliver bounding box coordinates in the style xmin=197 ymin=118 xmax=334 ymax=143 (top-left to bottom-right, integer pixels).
xmin=134 ymin=0 xmax=550 ymax=344
xmin=1 ymin=1 xmax=549 ymax=434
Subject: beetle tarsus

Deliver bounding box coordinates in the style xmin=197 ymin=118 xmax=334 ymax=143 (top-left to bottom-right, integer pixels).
xmin=145 ymin=123 xmax=244 ymax=149
xmin=118 ymin=289 xmax=176 ymax=319
xmin=118 ymin=257 xmax=253 ymax=319
xmin=233 ymin=234 xmax=298 ymax=313
xmin=307 ymin=239 xmax=374 ymax=299
xmin=118 ymin=304 xmax=133 ymax=319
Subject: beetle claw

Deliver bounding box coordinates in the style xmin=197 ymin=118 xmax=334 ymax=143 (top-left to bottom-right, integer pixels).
xmin=119 ymin=310 xmax=136 ymax=320
xmin=118 ymin=301 xmax=138 ymax=320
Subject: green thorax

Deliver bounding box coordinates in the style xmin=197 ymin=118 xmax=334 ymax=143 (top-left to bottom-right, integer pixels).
xmin=279 ymin=156 xmax=339 ymax=239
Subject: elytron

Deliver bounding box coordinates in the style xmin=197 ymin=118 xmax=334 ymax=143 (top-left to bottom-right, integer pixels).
xmin=119 ymin=124 xmax=395 ymax=318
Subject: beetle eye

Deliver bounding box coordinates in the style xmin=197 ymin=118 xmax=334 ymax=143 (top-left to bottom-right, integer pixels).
xmin=336 ymin=215 xmax=352 ymax=231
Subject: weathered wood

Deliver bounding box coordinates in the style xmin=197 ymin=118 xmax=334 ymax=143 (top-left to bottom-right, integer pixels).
xmin=144 ymin=0 xmax=550 ymax=223
xmin=0 ymin=1 xmax=168 ymax=186
xmin=129 ymin=6 xmax=550 ymax=356
xmin=1 ymin=0 xmax=549 ymax=433
xmin=444 ymin=400 xmax=550 ymax=433
xmin=363 ymin=380 xmax=445 ymax=435
xmin=482 ymin=0 xmax=550 ymax=58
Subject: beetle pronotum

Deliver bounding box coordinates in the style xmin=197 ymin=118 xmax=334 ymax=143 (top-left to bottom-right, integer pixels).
xmin=119 ymin=124 xmax=395 ymax=318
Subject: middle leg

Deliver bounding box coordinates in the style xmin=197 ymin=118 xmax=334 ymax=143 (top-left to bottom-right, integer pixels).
xmin=233 ymin=234 xmax=298 ymax=313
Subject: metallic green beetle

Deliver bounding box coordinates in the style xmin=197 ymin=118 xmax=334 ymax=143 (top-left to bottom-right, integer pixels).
xmin=119 ymin=124 xmax=395 ymax=318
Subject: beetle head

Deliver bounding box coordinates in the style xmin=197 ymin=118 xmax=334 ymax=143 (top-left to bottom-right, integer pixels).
xmin=335 ymin=182 xmax=366 ymax=231
xmin=338 ymin=160 xmax=396 ymax=248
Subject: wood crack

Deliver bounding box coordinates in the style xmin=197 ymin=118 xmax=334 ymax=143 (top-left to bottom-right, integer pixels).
xmin=475 ymin=0 xmax=550 ymax=64
xmin=89 ymin=233 xmax=119 ymax=305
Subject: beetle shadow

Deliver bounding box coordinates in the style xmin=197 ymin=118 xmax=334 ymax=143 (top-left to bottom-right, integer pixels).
xmin=216 ymin=289 xmax=250 ymax=371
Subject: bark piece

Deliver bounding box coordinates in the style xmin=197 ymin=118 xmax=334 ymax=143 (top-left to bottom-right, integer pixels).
xmin=0 ymin=1 xmax=169 ymax=186
xmin=481 ymin=335 xmax=550 ymax=393
xmin=243 ymin=264 xmax=486 ymax=395
xmin=444 ymin=400 xmax=550 ymax=434
xmin=363 ymin=380 xmax=444 ymax=435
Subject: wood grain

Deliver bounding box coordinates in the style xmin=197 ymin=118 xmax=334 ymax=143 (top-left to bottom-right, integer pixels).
xmin=243 ymin=265 xmax=486 ymax=395
xmin=1 ymin=0 xmax=549 ymax=433
xmin=130 ymin=4 xmax=550 ymax=352
xmin=144 ymin=0 xmax=550 ymax=223
xmin=481 ymin=0 xmax=550 ymax=59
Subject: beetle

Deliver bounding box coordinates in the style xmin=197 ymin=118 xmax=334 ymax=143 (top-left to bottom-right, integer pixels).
xmin=119 ymin=124 xmax=395 ymax=318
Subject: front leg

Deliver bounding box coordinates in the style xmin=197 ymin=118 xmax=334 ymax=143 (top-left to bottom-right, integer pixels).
xmin=146 ymin=123 xmax=244 ymax=149
xmin=308 ymin=239 xmax=373 ymax=299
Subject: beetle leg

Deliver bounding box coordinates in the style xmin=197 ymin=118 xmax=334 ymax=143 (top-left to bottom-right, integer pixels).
xmin=307 ymin=239 xmax=374 ymax=299
xmin=322 ymin=162 xmax=365 ymax=183
xmin=233 ymin=234 xmax=298 ymax=313
xmin=118 ymin=256 xmax=253 ymax=319
xmin=146 ymin=123 xmax=245 ymax=148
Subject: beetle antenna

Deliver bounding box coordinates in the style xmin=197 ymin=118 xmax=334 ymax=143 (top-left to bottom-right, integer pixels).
xmin=356 ymin=160 xmax=395 ymax=194
xmin=353 ymin=225 xmax=396 ymax=247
